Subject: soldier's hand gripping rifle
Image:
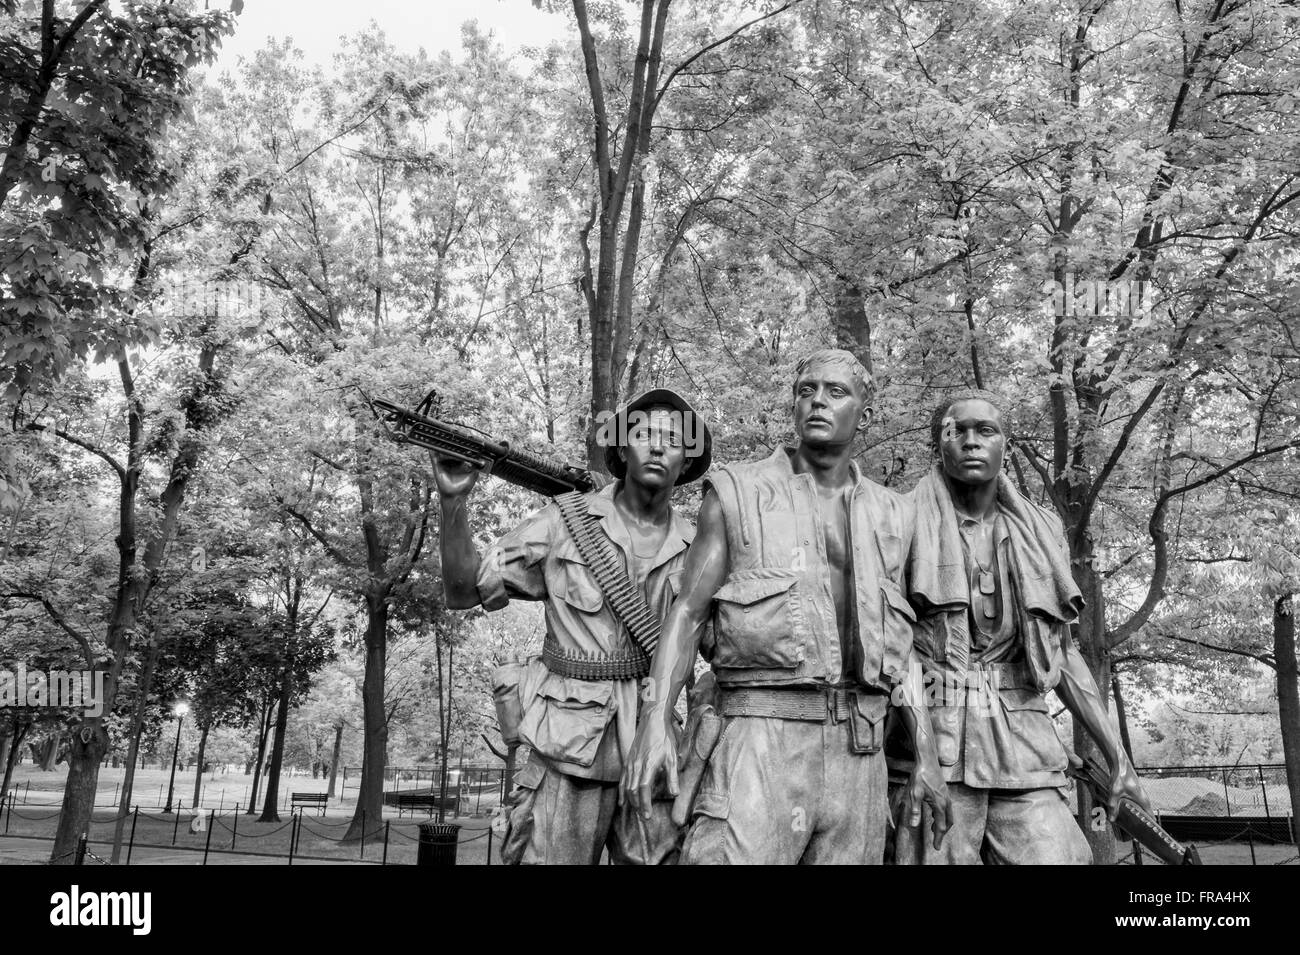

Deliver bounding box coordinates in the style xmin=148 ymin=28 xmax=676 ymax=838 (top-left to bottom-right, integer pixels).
xmin=372 ymin=389 xmax=598 ymax=497
xmin=1068 ymin=754 xmax=1202 ymax=865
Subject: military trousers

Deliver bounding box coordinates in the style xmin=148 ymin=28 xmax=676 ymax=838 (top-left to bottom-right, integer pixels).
xmin=502 ymin=749 xmax=680 ymax=865
xmin=892 ymin=780 xmax=1092 ymax=864
xmin=680 ymin=714 xmax=889 ymax=865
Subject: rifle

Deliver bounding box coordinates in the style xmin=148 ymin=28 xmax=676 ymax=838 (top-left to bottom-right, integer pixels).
xmin=373 ymin=389 xmax=597 ymax=497
xmin=1068 ymin=754 xmax=1202 ymax=865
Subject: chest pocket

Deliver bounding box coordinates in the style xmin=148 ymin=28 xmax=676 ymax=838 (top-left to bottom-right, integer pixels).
xmin=876 ymin=532 xmax=904 ymax=577
xmin=544 ymin=547 xmax=605 ymax=614
xmin=711 ymin=569 xmax=804 ymax=669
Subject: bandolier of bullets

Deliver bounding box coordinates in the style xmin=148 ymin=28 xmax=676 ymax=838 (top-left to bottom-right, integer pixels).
xmin=555 ymin=491 xmax=661 ymax=678
xmin=542 ymin=637 xmax=651 ymax=681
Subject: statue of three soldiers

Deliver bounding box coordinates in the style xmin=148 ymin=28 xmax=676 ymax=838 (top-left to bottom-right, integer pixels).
xmin=433 ymin=348 xmax=1150 ymax=865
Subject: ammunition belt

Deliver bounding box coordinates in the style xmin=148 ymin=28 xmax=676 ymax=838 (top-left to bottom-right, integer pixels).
xmin=554 ymin=491 xmax=661 ymax=658
xmin=542 ymin=636 xmax=650 ymax=681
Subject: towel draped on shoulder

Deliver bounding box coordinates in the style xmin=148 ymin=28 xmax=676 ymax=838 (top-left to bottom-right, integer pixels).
xmin=907 ymin=465 xmax=1083 ymax=692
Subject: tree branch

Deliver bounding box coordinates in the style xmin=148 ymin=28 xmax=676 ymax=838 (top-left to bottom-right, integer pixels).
xmin=50 ymin=0 xmax=107 ymax=68
xmin=1108 ymin=438 xmax=1300 ymax=648
xmin=22 ymin=421 xmax=126 ymax=482
xmin=281 ymin=504 xmax=359 ymax=570
xmin=1160 ymin=634 xmax=1274 ymax=669
xmin=572 ymin=0 xmax=611 ymax=207
xmin=0 ymin=590 xmax=97 ymax=671
xmin=653 ymin=1 xmax=803 ymax=112
xmin=1076 ymin=381 xmax=1166 ymax=533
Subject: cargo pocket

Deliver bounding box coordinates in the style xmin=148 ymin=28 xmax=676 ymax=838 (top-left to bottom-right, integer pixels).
xmin=997 ymin=685 xmax=1067 ymax=774
xmin=711 ymin=570 xmax=803 ymax=669
xmin=847 ymin=692 xmax=889 ymax=754
xmin=499 ymin=756 xmax=545 ymax=866
xmin=878 ymin=581 xmax=918 ymax=681
xmin=680 ymin=788 xmax=732 ymax=866
xmin=691 ymin=789 xmax=730 ymax=822
xmin=518 ymin=672 xmax=615 ymax=768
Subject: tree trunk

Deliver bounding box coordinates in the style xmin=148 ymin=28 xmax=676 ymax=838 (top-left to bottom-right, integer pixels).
xmin=52 ymin=340 xmax=222 ymax=862
xmin=327 ymin=721 xmax=343 ymax=799
xmin=39 ymin=732 xmax=61 ymax=770
xmin=0 ymin=716 xmax=29 ymax=809
xmin=831 ymin=277 xmax=873 ymax=375
xmin=573 ymin=0 xmax=670 ymax=472
xmin=246 ymin=696 xmax=273 ymax=815
xmin=1274 ymin=593 xmax=1300 ymax=854
xmin=344 ymin=596 xmax=388 ymax=841
xmin=48 ymin=722 xmax=109 ymax=865
xmin=259 ymin=665 xmax=293 ymax=822
xmin=191 ymin=721 xmax=210 ymax=809
xmin=110 ymin=637 xmax=159 ymax=863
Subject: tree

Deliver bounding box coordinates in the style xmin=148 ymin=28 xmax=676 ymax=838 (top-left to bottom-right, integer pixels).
xmin=0 ymin=0 xmax=237 ymax=395
xmin=564 ymin=0 xmax=804 ymax=468
xmin=255 ymin=595 xmax=335 ymax=822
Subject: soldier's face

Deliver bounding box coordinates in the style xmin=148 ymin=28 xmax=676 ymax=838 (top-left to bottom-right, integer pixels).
xmin=793 ymin=362 xmax=870 ymax=448
xmin=937 ymin=399 xmax=1006 ymax=486
xmin=620 ymin=406 xmax=686 ymax=489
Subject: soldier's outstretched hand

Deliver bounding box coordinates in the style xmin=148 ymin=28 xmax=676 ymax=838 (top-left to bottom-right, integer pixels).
xmin=1107 ymin=755 xmax=1152 ymax=822
xmin=907 ymin=759 xmax=953 ymax=851
xmin=621 ymin=714 xmax=678 ymax=821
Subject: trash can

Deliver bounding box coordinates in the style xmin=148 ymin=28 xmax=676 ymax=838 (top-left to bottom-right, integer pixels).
xmin=417 ymin=822 xmax=461 ymax=866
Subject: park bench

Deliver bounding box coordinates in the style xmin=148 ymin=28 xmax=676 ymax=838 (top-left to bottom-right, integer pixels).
xmin=395 ymin=793 xmax=460 ymax=818
xmin=290 ymin=792 xmax=328 ymax=816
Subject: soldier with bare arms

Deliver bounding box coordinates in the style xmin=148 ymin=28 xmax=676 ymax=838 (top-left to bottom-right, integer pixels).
xmin=622 ymin=349 xmax=951 ymax=864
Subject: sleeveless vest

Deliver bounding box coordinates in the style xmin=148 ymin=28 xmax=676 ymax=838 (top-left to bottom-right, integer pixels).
xmin=706 ymin=447 xmax=916 ymax=690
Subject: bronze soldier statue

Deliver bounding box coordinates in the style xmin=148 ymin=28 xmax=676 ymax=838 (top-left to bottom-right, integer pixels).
xmin=434 ymin=389 xmax=711 ymax=864
xmin=622 ymin=349 xmax=951 ymax=864
xmin=892 ymin=390 xmax=1150 ymax=864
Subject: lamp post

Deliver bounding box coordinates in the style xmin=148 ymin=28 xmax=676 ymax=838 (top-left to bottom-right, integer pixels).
xmin=163 ymin=702 xmax=189 ymax=814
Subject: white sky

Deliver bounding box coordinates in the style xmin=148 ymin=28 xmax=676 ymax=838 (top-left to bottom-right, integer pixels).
xmin=211 ymin=0 xmax=573 ymax=69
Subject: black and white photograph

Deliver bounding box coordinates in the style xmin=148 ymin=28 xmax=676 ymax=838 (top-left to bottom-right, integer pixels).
xmin=0 ymin=0 xmax=1294 ymax=931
